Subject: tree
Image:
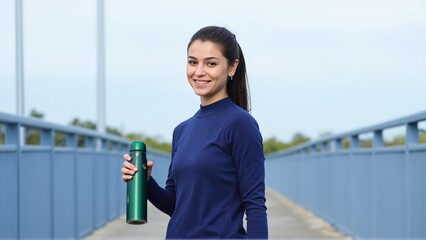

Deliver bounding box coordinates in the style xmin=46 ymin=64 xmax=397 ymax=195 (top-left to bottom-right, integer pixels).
xmin=70 ymin=118 xmax=122 ymax=137
xmin=0 ymin=124 xmax=5 ymax=144
xmin=420 ymin=130 xmax=426 ymax=143
xmin=263 ymin=132 xmax=311 ymax=155
xmin=290 ymin=132 xmax=310 ymax=146
xmin=70 ymin=118 xmax=96 ymax=130
xmin=26 ymin=109 xmax=44 ymax=144
xmin=30 ymin=108 xmax=44 ymax=119
xmin=263 ymin=137 xmax=290 ymax=154
xmin=126 ymin=132 xmax=172 ymax=153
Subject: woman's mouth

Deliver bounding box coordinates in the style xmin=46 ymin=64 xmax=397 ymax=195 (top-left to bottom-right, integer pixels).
xmin=194 ymin=80 xmax=211 ymax=85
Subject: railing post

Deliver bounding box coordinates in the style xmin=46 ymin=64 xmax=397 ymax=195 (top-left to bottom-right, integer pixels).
xmin=320 ymin=141 xmax=328 ymax=153
xmin=5 ymin=123 xmax=21 ymax=238
xmin=311 ymin=144 xmax=318 ymax=154
xmin=86 ymin=136 xmax=96 ymax=232
xmin=372 ymin=129 xmax=383 ymax=237
xmin=405 ymin=122 xmax=418 ymax=238
xmin=41 ymin=129 xmax=53 ymax=146
xmin=67 ymin=133 xmax=78 ymax=239
xmin=406 ymin=122 xmax=418 ymax=145
xmin=6 ymin=123 xmax=20 ymax=146
xmin=334 ymin=138 xmax=342 ymax=151
xmin=373 ymin=130 xmax=384 ymax=148
xmin=41 ymin=129 xmax=54 ymax=238
xmin=350 ymin=135 xmax=359 ymax=150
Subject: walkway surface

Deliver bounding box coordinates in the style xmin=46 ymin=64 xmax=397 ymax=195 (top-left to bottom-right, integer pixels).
xmin=85 ymin=188 xmax=350 ymax=239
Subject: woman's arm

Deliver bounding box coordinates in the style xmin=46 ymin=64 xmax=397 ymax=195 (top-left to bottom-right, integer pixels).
xmin=147 ymin=164 xmax=176 ymax=216
xmin=231 ymin=116 xmax=268 ymax=239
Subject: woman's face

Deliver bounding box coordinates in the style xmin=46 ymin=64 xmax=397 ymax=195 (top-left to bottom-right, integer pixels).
xmin=187 ymin=40 xmax=238 ymax=106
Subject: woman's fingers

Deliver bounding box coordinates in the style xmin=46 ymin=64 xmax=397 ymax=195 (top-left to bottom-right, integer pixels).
xmin=124 ymin=160 xmax=137 ymax=172
xmin=124 ymin=153 xmax=132 ymax=162
xmin=122 ymin=153 xmax=136 ymax=182
xmin=122 ymin=155 xmax=154 ymax=181
xmin=122 ymin=174 xmax=133 ymax=181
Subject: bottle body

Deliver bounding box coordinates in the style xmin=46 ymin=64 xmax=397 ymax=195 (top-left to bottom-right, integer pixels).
xmin=126 ymin=141 xmax=147 ymax=224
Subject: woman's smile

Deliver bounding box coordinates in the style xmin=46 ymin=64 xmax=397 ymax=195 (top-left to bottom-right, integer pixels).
xmin=194 ymin=79 xmax=212 ymax=86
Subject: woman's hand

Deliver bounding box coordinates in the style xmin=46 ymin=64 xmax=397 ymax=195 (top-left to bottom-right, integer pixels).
xmin=121 ymin=153 xmax=154 ymax=182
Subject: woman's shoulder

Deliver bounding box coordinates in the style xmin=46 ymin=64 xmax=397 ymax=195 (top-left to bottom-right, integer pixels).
xmin=172 ymin=116 xmax=194 ymax=138
xmin=174 ymin=117 xmax=190 ymax=130
xmin=226 ymin=103 xmax=260 ymax=130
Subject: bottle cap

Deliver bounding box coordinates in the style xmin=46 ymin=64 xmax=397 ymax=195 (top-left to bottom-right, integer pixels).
xmin=130 ymin=141 xmax=146 ymax=151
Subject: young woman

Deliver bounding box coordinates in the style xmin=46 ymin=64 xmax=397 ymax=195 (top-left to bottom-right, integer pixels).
xmin=122 ymin=26 xmax=268 ymax=239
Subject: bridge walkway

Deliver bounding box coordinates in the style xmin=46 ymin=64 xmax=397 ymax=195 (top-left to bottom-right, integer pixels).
xmin=85 ymin=188 xmax=348 ymax=239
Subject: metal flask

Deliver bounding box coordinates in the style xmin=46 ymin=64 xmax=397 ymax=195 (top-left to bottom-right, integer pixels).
xmin=126 ymin=141 xmax=147 ymax=224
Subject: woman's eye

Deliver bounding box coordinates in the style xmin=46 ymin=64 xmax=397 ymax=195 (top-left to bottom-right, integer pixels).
xmin=188 ymin=60 xmax=197 ymax=65
xmin=207 ymin=62 xmax=217 ymax=67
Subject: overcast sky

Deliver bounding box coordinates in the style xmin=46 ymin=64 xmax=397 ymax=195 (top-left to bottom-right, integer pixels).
xmin=1 ymin=0 xmax=425 ymax=142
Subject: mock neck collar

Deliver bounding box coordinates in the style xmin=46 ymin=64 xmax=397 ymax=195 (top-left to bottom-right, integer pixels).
xmin=196 ymin=97 xmax=233 ymax=118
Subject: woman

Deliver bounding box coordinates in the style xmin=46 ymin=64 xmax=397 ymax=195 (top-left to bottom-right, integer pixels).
xmin=122 ymin=26 xmax=268 ymax=239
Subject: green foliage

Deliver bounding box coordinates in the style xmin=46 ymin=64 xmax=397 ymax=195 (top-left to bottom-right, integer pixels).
xmin=54 ymin=132 xmax=66 ymax=147
xmin=107 ymin=127 xmax=123 ymax=137
xmin=420 ymin=130 xmax=426 ymax=143
xmin=24 ymin=109 xmax=44 ymax=145
xmin=125 ymin=132 xmax=145 ymax=141
xmin=291 ymin=132 xmax=310 ymax=146
xmin=70 ymin=118 xmax=122 ymax=137
xmin=263 ymin=132 xmax=310 ymax=154
xmin=25 ymin=128 xmax=40 ymax=145
xmin=263 ymin=137 xmax=291 ymax=154
xmin=126 ymin=132 xmax=172 ymax=153
xmin=70 ymin=118 xmax=96 ymax=130
xmin=385 ymin=134 xmax=405 ymax=146
xmin=342 ymin=138 xmax=350 ymax=149
xmin=30 ymin=109 xmax=44 ymax=119
xmin=360 ymin=139 xmax=373 ymax=148
xmin=0 ymin=124 xmax=5 ymax=144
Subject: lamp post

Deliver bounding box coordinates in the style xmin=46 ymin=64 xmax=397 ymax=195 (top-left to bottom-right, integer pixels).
xmin=16 ymin=0 xmax=24 ymax=117
xmin=97 ymin=0 xmax=106 ymax=150
xmin=16 ymin=0 xmax=25 ymax=146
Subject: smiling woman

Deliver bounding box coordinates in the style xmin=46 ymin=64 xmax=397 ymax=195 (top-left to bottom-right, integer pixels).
xmin=122 ymin=26 xmax=268 ymax=239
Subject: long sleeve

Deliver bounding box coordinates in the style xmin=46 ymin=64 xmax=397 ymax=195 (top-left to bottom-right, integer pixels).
xmin=230 ymin=115 xmax=268 ymax=239
xmin=146 ymin=169 xmax=176 ymax=216
xmin=146 ymin=129 xmax=179 ymax=217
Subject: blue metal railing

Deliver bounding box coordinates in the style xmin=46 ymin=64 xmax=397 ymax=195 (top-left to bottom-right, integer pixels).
xmin=265 ymin=111 xmax=426 ymax=239
xmin=3 ymin=110 xmax=425 ymax=239
xmin=0 ymin=112 xmax=170 ymax=239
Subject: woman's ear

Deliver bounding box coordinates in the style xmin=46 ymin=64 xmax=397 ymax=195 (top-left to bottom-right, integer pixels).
xmin=229 ymin=59 xmax=239 ymax=77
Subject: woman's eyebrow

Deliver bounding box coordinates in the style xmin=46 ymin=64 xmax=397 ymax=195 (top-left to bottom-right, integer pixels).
xmin=187 ymin=56 xmax=219 ymax=61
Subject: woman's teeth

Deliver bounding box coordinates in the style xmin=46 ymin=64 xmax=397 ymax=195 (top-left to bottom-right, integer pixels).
xmin=195 ymin=80 xmax=210 ymax=84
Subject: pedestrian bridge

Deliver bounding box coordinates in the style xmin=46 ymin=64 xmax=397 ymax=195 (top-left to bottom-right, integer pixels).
xmin=1 ymin=110 xmax=425 ymax=239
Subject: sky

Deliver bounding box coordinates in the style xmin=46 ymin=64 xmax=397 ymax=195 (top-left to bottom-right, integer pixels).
xmin=1 ymin=0 xmax=425 ymax=142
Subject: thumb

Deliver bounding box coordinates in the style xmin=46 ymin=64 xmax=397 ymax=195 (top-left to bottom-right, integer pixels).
xmin=147 ymin=161 xmax=154 ymax=180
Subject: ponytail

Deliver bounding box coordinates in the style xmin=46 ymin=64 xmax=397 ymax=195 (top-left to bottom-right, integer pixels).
xmin=226 ymin=43 xmax=250 ymax=111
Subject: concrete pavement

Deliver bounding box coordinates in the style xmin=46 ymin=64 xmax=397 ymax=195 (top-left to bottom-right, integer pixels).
xmin=85 ymin=188 xmax=349 ymax=239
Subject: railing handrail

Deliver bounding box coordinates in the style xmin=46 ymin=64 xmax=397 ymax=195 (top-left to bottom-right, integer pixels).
xmin=0 ymin=111 xmax=171 ymax=157
xmin=267 ymin=110 xmax=426 ymax=158
xmin=0 ymin=111 xmax=129 ymax=144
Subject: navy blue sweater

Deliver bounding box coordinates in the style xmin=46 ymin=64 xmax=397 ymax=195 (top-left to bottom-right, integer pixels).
xmin=147 ymin=97 xmax=268 ymax=239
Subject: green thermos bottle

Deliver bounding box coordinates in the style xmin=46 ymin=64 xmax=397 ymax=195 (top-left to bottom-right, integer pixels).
xmin=126 ymin=141 xmax=147 ymax=224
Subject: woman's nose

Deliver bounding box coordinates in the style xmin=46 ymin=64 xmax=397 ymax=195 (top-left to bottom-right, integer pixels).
xmin=195 ymin=65 xmax=205 ymax=76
